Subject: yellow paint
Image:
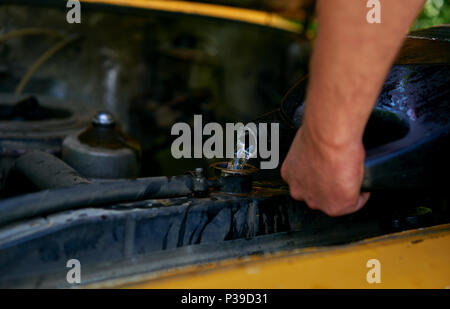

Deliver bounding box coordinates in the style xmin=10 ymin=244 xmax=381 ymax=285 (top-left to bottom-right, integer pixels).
xmin=118 ymin=224 xmax=450 ymax=289
xmin=80 ymin=0 xmax=302 ymax=33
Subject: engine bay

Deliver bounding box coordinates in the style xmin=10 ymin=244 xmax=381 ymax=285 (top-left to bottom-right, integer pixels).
xmin=0 ymin=1 xmax=449 ymax=288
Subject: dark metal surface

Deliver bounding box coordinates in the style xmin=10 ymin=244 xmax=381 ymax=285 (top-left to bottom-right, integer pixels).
xmin=0 ymin=94 xmax=91 ymax=195
xmin=395 ymin=26 xmax=450 ymax=64
xmin=0 ymin=186 xmax=447 ymax=288
xmin=210 ymin=161 xmax=258 ymax=194
xmin=0 ymin=94 xmax=90 ymax=136
xmin=0 ymin=2 xmax=447 ymax=290
xmin=92 ymin=111 xmax=115 ymax=127
xmin=0 ymin=175 xmax=194 ymax=227
xmin=62 ymin=116 xmax=141 ymax=179
xmin=280 ymin=63 xmax=450 ymax=190
xmin=280 ymin=27 xmax=450 ymax=190
xmin=0 ymin=95 xmax=71 ymax=121
xmin=1 ymin=2 xmax=310 ymax=178
xmin=0 ymin=190 xmax=291 ymax=288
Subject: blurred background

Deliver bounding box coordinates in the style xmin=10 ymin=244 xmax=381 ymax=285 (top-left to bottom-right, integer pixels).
xmin=412 ymin=0 xmax=450 ymax=30
xmin=0 ymin=1 xmax=449 ymax=289
xmin=0 ymin=0 xmax=448 ymax=179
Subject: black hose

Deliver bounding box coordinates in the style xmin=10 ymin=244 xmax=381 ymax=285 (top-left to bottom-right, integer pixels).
xmin=15 ymin=151 xmax=90 ymax=190
xmin=0 ymin=175 xmax=193 ymax=227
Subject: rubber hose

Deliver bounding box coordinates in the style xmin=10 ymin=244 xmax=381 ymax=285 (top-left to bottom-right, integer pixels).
xmin=0 ymin=175 xmax=193 ymax=227
xmin=15 ymin=151 xmax=90 ymax=190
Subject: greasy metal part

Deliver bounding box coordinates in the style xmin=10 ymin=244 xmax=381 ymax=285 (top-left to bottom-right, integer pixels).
xmin=4 ymin=149 xmax=210 ymax=227
xmin=0 ymin=175 xmax=194 ymax=227
xmin=188 ymin=167 xmax=208 ymax=197
xmin=395 ymin=26 xmax=450 ymax=65
xmin=0 ymin=94 xmax=91 ymax=195
xmin=1 ymin=3 xmax=307 ymax=146
xmin=62 ymin=111 xmax=141 ymax=179
xmin=0 ymin=186 xmax=447 ymax=288
xmin=277 ymin=27 xmax=450 ymax=191
xmin=14 ymin=151 xmax=90 ymax=190
xmin=280 ymin=63 xmax=450 ymax=190
xmin=92 ymin=111 xmax=115 ymax=127
xmin=210 ymin=162 xmax=258 ymax=194
xmin=0 ymin=190 xmax=292 ymax=288
xmin=389 ymin=206 xmax=433 ymax=230
xmin=0 ymin=94 xmax=89 ymax=136
xmin=0 ymin=96 xmax=72 ymax=121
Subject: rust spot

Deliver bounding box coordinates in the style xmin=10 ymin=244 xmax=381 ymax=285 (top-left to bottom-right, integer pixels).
xmin=411 ymin=239 xmax=424 ymax=244
xmin=78 ymin=125 xmax=141 ymax=157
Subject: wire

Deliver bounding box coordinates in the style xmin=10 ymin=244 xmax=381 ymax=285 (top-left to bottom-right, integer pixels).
xmin=0 ymin=28 xmax=63 ymax=45
xmin=15 ymin=34 xmax=82 ymax=95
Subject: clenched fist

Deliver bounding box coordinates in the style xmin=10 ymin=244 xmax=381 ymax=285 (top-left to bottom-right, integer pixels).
xmin=281 ymin=126 xmax=370 ymax=216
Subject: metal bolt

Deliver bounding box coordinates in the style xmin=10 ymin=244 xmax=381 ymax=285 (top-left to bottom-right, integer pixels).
xmin=195 ymin=167 xmax=204 ymax=178
xmin=192 ymin=167 xmax=208 ymax=197
xmin=92 ymin=111 xmax=115 ymax=127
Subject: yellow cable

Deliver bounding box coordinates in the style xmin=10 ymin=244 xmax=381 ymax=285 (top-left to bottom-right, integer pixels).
xmin=0 ymin=28 xmax=63 ymax=45
xmin=80 ymin=0 xmax=303 ymax=33
xmin=15 ymin=35 xmax=81 ymax=95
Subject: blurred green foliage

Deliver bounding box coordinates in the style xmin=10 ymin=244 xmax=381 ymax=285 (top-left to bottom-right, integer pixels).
xmin=303 ymin=0 xmax=449 ymax=39
xmin=412 ymin=0 xmax=450 ymax=30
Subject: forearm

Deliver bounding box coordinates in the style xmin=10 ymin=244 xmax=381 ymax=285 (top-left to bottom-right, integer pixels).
xmin=303 ymin=0 xmax=425 ymax=148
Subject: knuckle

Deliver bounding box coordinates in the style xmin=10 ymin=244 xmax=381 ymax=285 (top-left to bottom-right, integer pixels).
xmin=280 ymin=163 xmax=289 ymax=181
xmin=289 ymin=184 xmax=305 ymax=201
xmin=305 ymin=198 xmax=319 ymax=210
xmin=323 ymin=206 xmax=341 ymax=217
xmin=290 ymin=188 xmax=303 ymax=201
xmin=324 ymin=199 xmax=358 ymax=217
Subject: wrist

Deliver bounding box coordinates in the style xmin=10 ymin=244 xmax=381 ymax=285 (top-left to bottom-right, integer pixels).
xmin=301 ymin=112 xmax=364 ymax=153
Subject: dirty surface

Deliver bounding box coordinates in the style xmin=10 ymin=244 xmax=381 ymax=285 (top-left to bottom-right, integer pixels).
xmin=0 ymin=184 xmax=448 ymax=288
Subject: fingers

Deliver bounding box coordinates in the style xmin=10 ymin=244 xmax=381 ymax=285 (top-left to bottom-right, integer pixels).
xmin=355 ymin=192 xmax=371 ymax=211
xmin=281 ymin=129 xmax=370 ymax=217
xmin=288 ymin=190 xmax=371 ymax=217
xmin=324 ymin=192 xmax=371 ymax=216
xmin=285 ymin=178 xmax=303 ymax=201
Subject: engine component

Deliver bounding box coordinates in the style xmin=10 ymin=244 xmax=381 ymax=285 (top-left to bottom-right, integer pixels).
xmin=210 ymin=161 xmax=258 ymax=194
xmin=0 ymin=174 xmax=195 ymax=227
xmin=0 ymin=94 xmax=90 ymax=195
xmin=14 ymin=151 xmax=90 ymax=190
xmin=282 ymin=64 xmax=449 ymax=190
xmin=0 ymin=150 xmax=212 ymax=227
xmin=278 ymin=26 xmax=450 ymax=190
xmin=62 ymin=111 xmax=141 ymax=179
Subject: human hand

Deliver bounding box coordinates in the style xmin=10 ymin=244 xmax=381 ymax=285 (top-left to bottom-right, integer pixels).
xmin=281 ymin=126 xmax=370 ymax=216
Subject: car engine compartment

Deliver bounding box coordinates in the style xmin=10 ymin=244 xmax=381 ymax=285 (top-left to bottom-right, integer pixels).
xmin=0 ymin=2 xmax=448 ymax=288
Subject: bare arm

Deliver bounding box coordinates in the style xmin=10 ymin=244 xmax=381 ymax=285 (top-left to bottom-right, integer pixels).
xmin=281 ymin=0 xmax=425 ymax=216
xmin=306 ymin=0 xmax=425 ymax=147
